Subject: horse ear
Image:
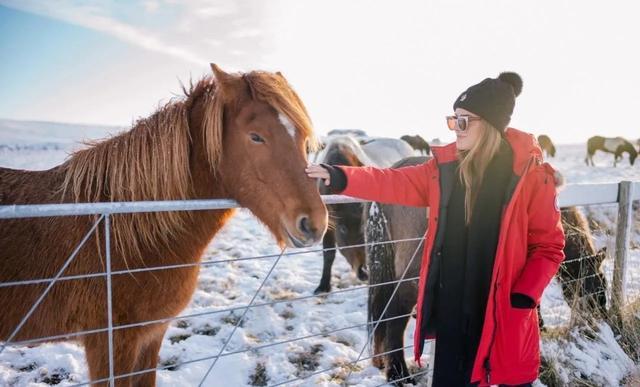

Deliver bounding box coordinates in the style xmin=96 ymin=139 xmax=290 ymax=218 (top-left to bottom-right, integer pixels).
xmin=210 ymin=63 xmax=234 ymax=85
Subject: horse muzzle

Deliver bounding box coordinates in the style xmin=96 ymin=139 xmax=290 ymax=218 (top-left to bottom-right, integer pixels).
xmin=282 ymin=214 xmax=324 ymax=248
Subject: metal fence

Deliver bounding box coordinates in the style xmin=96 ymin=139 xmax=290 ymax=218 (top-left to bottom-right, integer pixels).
xmin=0 ymin=181 xmax=639 ymax=386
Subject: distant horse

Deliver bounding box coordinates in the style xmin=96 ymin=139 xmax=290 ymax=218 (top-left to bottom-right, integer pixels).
xmin=313 ymin=136 xmax=413 ymax=294
xmin=585 ymin=136 xmax=637 ymax=166
xmin=401 ymin=134 xmax=431 ymax=155
xmin=537 ymin=134 xmax=556 ymax=158
xmin=0 ymin=64 xmax=327 ymax=386
xmin=365 ymin=158 xmax=605 ymax=385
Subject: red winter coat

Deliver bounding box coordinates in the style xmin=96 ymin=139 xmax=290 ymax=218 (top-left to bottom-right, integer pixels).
xmin=336 ymin=128 xmax=565 ymax=385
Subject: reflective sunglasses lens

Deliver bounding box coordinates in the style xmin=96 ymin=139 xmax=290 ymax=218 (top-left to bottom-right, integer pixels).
xmin=457 ymin=117 xmax=467 ymax=131
xmin=447 ymin=117 xmax=456 ymax=130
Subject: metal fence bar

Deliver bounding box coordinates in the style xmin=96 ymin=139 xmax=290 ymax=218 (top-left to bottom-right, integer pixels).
xmin=0 ymin=237 xmax=425 ymax=287
xmin=7 ymin=275 xmax=422 ymax=348
xmin=0 ymin=195 xmax=368 ymax=219
xmin=198 ymin=247 xmax=287 ymax=386
xmin=104 ymin=214 xmax=115 ymax=387
xmin=74 ymin=313 xmax=416 ymax=386
xmin=0 ymin=214 xmax=104 ymax=354
xmin=0 ymin=183 xmax=626 ymax=219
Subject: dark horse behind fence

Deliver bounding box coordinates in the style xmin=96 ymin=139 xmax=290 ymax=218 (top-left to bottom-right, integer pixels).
xmin=537 ymin=134 xmax=556 ymax=158
xmin=0 ymin=64 xmax=328 ymax=386
xmin=313 ymin=136 xmax=414 ymax=294
xmin=401 ymin=134 xmax=431 ymax=156
xmin=585 ymin=135 xmax=638 ymax=166
xmin=366 ymin=157 xmax=607 ymax=385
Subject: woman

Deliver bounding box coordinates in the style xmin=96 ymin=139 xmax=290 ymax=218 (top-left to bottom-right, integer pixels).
xmin=306 ymin=72 xmax=565 ymax=386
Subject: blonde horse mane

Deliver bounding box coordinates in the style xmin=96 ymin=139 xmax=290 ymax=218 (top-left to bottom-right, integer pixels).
xmin=60 ymin=70 xmax=315 ymax=262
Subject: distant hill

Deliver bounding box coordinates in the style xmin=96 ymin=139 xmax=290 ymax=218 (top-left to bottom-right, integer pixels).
xmin=0 ymin=118 xmax=122 ymax=147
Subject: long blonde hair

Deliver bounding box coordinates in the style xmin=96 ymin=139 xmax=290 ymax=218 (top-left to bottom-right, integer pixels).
xmin=457 ymin=121 xmax=503 ymax=224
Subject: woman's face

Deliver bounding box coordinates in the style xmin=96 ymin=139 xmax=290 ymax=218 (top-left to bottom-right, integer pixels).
xmin=454 ymin=108 xmax=483 ymax=150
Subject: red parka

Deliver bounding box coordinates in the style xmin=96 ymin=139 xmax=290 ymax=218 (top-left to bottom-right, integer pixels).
xmin=336 ymin=128 xmax=565 ymax=385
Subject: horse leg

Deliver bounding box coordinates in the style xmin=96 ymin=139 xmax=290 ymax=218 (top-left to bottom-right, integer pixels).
xmin=84 ymin=330 xmax=143 ymax=387
xmin=384 ymin=284 xmax=414 ymax=385
xmin=314 ymin=230 xmax=336 ymax=294
xmin=132 ymin=325 xmax=167 ymax=387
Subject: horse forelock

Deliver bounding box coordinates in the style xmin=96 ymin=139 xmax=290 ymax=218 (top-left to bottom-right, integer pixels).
xmin=243 ymin=71 xmax=318 ymax=150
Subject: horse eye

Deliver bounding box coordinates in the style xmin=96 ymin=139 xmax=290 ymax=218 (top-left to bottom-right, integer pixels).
xmin=250 ymin=133 xmax=265 ymax=144
xmin=338 ymin=225 xmax=348 ymax=234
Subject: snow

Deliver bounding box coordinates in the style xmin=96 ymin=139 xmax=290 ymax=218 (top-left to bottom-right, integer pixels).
xmin=1 ymin=124 xmax=639 ymax=386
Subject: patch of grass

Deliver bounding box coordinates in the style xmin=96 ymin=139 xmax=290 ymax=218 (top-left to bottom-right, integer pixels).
xmin=221 ymin=312 xmax=246 ymax=327
xmin=193 ymin=324 xmax=220 ymax=337
xmin=615 ymin=299 xmax=640 ymax=362
xmin=288 ymin=344 xmax=323 ymax=376
xmin=169 ymin=334 xmax=191 ymax=344
xmin=16 ymin=362 xmax=37 ymax=372
xmin=279 ymin=309 xmax=295 ymax=320
xmin=538 ymin=356 xmax=563 ymax=387
xmin=159 ymin=356 xmax=180 ymax=371
xmin=40 ymin=368 xmax=70 ymax=385
xmin=248 ymin=362 xmax=269 ymax=386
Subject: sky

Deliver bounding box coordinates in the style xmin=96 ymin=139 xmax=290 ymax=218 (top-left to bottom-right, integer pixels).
xmin=1 ymin=0 xmax=639 ymax=144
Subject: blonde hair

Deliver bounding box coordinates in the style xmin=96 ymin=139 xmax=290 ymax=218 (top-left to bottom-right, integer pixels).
xmin=457 ymin=121 xmax=503 ymax=224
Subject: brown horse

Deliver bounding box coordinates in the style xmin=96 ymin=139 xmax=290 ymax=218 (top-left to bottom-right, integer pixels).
xmin=585 ymin=136 xmax=638 ymax=166
xmin=537 ymin=134 xmax=556 ymax=158
xmin=0 ymin=64 xmax=327 ymax=386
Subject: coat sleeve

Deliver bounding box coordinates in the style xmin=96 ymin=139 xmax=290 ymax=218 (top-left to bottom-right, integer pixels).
xmin=512 ymin=165 xmax=566 ymax=306
xmin=335 ymin=159 xmax=434 ymax=207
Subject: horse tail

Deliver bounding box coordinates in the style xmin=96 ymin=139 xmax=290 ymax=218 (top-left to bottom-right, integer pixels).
xmin=365 ymin=201 xmax=396 ymax=350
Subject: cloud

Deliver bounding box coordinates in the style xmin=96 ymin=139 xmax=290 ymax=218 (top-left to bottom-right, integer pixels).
xmin=0 ymin=0 xmax=207 ymax=64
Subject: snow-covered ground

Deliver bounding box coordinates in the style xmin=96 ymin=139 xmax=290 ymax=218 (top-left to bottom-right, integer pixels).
xmin=1 ymin=123 xmax=639 ymax=386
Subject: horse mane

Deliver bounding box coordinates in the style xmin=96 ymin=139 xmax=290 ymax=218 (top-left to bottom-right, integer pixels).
xmin=60 ymin=71 xmax=315 ymax=262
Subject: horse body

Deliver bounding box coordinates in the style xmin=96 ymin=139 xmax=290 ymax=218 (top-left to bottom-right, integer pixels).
xmin=1 ymin=65 xmax=327 ymax=386
xmin=313 ymin=136 xmax=413 ymax=294
xmin=585 ymin=135 xmax=637 ymax=166
xmin=537 ymin=134 xmax=556 ymax=158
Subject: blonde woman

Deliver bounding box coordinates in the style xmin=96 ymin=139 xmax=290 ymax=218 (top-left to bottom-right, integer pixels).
xmin=306 ymin=72 xmax=565 ymax=386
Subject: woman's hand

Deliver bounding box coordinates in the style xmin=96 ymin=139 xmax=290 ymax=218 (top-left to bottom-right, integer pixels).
xmin=305 ymin=164 xmax=331 ymax=186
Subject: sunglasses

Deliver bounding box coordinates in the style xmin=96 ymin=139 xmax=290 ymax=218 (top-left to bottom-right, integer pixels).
xmin=446 ymin=115 xmax=482 ymax=132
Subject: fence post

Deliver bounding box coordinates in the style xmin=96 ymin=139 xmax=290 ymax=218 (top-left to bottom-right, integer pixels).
xmin=105 ymin=213 xmax=115 ymax=387
xmin=612 ymin=181 xmax=634 ymax=326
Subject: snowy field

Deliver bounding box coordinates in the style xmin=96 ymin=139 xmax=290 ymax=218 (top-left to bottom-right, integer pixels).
xmin=1 ymin=121 xmax=639 ymax=386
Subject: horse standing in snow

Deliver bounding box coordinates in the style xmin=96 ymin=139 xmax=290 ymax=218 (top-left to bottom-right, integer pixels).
xmin=585 ymin=136 xmax=637 ymax=166
xmin=537 ymin=134 xmax=556 ymax=158
xmin=0 ymin=65 xmax=327 ymax=386
xmin=313 ymin=136 xmax=413 ymax=294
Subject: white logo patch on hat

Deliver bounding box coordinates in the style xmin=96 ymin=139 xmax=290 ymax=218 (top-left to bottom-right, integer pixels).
xmin=460 ymin=93 xmax=467 ymax=102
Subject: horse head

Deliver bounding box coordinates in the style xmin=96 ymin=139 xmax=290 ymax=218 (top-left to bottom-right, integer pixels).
xmin=193 ymin=64 xmax=328 ymax=247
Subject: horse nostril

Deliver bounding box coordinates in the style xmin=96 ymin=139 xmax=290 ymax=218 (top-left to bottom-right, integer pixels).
xmin=298 ymin=215 xmax=313 ymax=238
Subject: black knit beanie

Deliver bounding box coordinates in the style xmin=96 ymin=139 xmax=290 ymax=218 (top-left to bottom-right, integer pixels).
xmin=453 ymin=72 xmax=523 ymax=131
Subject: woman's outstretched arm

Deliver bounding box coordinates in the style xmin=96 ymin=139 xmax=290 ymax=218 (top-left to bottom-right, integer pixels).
xmin=306 ymin=160 xmax=434 ymax=207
